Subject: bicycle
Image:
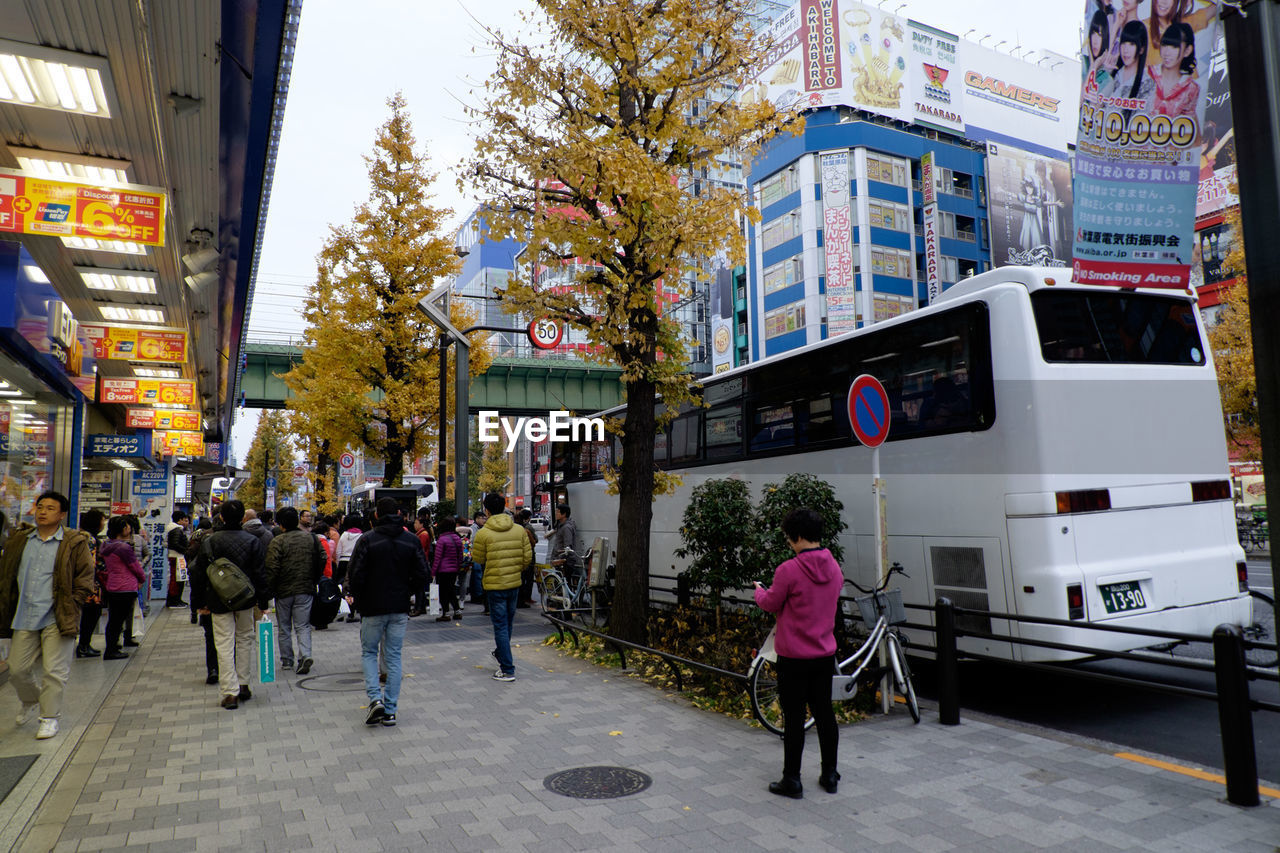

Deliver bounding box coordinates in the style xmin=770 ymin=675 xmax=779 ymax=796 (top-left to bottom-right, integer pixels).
xmin=538 ymin=546 xmax=611 ymax=629
xmin=748 ymin=562 xmax=919 ymax=736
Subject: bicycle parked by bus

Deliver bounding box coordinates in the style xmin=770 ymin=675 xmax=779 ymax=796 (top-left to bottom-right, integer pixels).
xmin=538 ymin=542 xmax=612 ymax=629
xmin=748 ymin=563 xmax=919 ymax=735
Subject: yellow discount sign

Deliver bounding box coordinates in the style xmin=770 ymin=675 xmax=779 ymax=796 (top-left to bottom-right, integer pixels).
xmin=99 ymin=377 xmax=196 ymax=406
xmin=81 ymin=324 xmax=188 ymax=363
xmin=155 ymin=430 xmax=205 ymax=457
xmin=0 ymin=169 xmax=166 ymax=247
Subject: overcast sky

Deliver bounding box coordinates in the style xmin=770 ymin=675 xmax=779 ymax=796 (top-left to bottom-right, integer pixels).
xmin=231 ymin=0 xmax=1084 ymax=457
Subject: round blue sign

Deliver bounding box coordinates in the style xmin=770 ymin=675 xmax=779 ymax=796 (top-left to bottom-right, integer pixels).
xmin=847 ymin=374 xmax=891 ymax=448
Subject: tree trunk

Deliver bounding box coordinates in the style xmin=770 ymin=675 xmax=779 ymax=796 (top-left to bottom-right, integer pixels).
xmin=611 ymin=374 xmax=657 ymax=644
xmin=384 ymin=419 xmax=404 ymax=486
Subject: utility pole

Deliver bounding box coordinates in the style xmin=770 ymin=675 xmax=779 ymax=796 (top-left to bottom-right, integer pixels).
xmin=1223 ymin=0 xmax=1280 ymax=694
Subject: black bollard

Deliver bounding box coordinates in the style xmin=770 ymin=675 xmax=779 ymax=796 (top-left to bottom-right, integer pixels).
xmin=936 ymin=597 xmax=960 ymax=726
xmin=1212 ymin=623 xmax=1260 ymax=807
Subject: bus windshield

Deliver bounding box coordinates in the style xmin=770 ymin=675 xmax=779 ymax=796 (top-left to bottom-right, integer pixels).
xmin=1031 ymin=291 xmax=1206 ymax=365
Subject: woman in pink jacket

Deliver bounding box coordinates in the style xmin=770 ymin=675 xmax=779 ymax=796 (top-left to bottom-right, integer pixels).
xmin=100 ymin=516 xmax=148 ymax=660
xmin=753 ymin=508 xmax=843 ymax=799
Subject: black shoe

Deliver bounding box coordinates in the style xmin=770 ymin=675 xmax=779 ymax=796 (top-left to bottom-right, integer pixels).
xmin=818 ymin=770 xmax=840 ymax=794
xmin=296 ymin=658 xmax=312 ymax=676
xmin=380 ymin=713 xmax=397 ymax=727
xmin=76 ymin=646 xmax=101 ymax=658
xmin=768 ymin=777 xmax=803 ymax=799
xmin=206 ymin=672 xmax=219 ymax=685
xmin=221 ymin=695 xmax=238 ymax=710
xmin=103 ymin=650 xmax=129 ymax=661
xmin=408 ymin=608 xmax=422 ymax=618
xmin=238 ymin=685 xmax=252 ymax=701
xmin=123 ymin=640 xmax=140 ymax=648
xmin=280 ymin=660 xmax=294 ymax=672
xmin=190 ymin=614 xmax=198 ymax=624
xmin=435 ymin=614 xmax=451 ymax=622
xmin=365 ymin=700 xmax=386 ymax=725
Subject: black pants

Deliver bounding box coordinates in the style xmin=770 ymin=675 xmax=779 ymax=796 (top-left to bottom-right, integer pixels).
xmin=436 ymin=573 xmax=460 ymax=613
xmin=776 ymin=654 xmax=839 ymax=778
xmin=519 ymin=563 xmax=535 ymax=604
xmin=200 ymin=613 xmax=217 ymax=674
xmin=78 ymin=601 xmax=102 ymax=649
xmin=104 ymin=591 xmax=136 ymax=652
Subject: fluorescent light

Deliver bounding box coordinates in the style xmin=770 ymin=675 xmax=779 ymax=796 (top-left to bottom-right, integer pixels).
xmin=11 ymin=147 xmax=131 ymax=185
xmin=0 ymin=39 xmax=115 ymax=117
xmin=76 ymin=266 xmax=157 ymax=294
xmin=132 ymin=365 xmax=180 ymax=379
xmin=7 ymin=398 xmax=37 ymax=406
xmin=110 ymin=458 xmax=136 ymax=469
xmin=0 ymin=390 xmax=21 ymax=397
xmin=98 ymin=305 xmax=165 ymax=324
xmin=22 ymin=264 xmax=49 ymax=283
xmin=62 ymin=235 xmax=147 ymax=256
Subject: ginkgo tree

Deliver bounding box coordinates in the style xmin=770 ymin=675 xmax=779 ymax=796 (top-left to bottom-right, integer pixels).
xmin=237 ymin=410 xmax=297 ymax=512
xmin=466 ymin=1 xmax=800 ymax=642
xmin=285 ymin=94 xmax=491 ymax=488
xmin=1208 ymin=201 xmax=1259 ymax=457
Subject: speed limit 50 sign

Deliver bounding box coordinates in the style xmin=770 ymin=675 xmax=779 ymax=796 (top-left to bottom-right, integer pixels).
xmin=527 ymin=318 xmax=564 ymax=350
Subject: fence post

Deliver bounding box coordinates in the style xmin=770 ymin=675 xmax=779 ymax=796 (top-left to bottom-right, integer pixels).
xmin=676 ymin=571 xmax=690 ymax=607
xmin=1212 ymin=623 xmax=1260 ymax=807
xmin=936 ymin=597 xmax=960 ymax=726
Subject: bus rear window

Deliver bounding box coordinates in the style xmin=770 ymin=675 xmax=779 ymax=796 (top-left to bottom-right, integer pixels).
xmin=1031 ymin=291 xmax=1206 ymax=365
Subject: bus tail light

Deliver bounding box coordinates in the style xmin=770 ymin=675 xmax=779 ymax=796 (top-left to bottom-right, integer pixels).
xmin=1056 ymin=489 xmax=1111 ymax=514
xmin=1238 ymin=561 xmax=1248 ymax=593
xmin=1067 ymin=584 xmax=1084 ymax=620
xmin=1191 ymin=480 xmax=1231 ymax=502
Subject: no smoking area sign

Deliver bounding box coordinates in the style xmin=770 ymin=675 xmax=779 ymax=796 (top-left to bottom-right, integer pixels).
xmin=847 ymin=374 xmax=891 ymax=448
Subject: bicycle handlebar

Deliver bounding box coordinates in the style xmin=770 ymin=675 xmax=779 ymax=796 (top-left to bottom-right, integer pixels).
xmin=844 ymin=562 xmax=909 ymax=595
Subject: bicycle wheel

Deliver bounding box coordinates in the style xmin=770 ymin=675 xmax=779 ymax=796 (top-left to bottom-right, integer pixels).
xmin=580 ymin=586 xmax=610 ymax=629
xmin=1245 ymin=590 xmax=1278 ymax=669
xmin=748 ymin=656 xmax=815 ymax=736
xmin=540 ymin=573 xmax=569 ymax=615
xmin=885 ymin=632 xmax=920 ymax=723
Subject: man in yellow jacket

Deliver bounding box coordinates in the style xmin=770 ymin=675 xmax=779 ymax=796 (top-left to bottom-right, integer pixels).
xmin=471 ymin=493 xmax=532 ymax=682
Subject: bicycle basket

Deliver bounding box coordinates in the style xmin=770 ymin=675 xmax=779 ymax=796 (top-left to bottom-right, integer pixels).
xmin=855 ymin=588 xmax=906 ymax=626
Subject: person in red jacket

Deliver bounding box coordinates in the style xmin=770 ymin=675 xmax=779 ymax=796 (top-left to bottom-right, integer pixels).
xmin=100 ymin=516 xmax=148 ymax=660
xmin=753 ymin=507 xmax=843 ymax=799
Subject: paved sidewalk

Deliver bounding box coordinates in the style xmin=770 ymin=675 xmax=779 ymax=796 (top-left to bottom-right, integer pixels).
xmin=6 ymin=605 xmax=1279 ymax=852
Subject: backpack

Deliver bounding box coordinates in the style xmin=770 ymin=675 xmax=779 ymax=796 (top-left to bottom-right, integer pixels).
xmin=310 ymin=575 xmax=342 ymax=628
xmin=203 ymin=538 xmax=256 ymax=610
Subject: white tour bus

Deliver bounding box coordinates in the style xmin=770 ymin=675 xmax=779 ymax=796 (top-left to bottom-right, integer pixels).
xmin=560 ymin=266 xmax=1252 ymax=662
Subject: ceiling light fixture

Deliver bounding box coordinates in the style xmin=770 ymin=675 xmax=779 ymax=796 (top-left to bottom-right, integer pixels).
xmin=97 ymin=304 xmax=165 ymax=324
xmin=0 ymin=39 xmax=117 ymax=117
xmin=76 ymin=266 xmax=158 ymax=294
xmin=132 ymin=365 xmax=181 ymax=379
xmin=62 ymin=235 xmax=147 ymax=256
xmin=10 ymin=146 xmax=131 ymax=185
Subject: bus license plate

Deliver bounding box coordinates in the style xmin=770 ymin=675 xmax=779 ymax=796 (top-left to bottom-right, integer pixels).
xmin=1100 ymin=581 xmax=1147 ymax=614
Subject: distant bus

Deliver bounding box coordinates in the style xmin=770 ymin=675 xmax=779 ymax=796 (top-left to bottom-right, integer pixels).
xmin=561 ymin=266 xmax=1251 ymax=662
xmin=346 ymin=476 xmax=438 ymax=519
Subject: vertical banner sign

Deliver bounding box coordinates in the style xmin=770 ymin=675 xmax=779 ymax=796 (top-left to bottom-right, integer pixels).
xmin=920 ymin=152 xmax=942 ymax=304
xmin=985 ymin=143 xmax=1073 ymax=267
xmin=909 ymin=21 xmax=964 ymax=133
xmin=821 ymin=151 xmax=857 ymax=334
xmin=1073 ymin=1 xmax=1219 ymax=289
xmin=802 ymin=0 xmax=842 ymax=95
xmin=130 ymin=462 xmax=173 ymax=601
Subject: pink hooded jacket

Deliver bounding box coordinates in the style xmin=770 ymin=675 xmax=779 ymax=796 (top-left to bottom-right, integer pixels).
xmin=754 ymin=548 xmax=842 ymax=659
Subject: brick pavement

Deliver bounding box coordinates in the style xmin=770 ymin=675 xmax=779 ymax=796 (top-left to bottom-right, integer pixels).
xmin=7 ymin=605 xmax=1278 ymax=852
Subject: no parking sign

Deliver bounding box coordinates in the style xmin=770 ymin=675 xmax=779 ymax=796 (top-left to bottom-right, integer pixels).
xmin=847 ymin=374 xmax=891 ymax=447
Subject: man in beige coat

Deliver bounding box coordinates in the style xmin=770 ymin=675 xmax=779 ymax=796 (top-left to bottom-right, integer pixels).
xmin=471 ymin=493 xmax=532 ymax=682
xmin=0 ymin=491 xmax=95 ymax=739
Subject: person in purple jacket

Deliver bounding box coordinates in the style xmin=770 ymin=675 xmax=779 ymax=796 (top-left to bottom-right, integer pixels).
xmin=100 ymin=516 xmax=148 ymax=661
xmin=431 ymin=517 xmax=464 ymax=621
xmin=753 ymin=507 xmax=843 ymax=799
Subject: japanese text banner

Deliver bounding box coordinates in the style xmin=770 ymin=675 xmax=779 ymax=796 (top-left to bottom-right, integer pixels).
xmin=81 ymin=324 xmax=188 ymax=363
xmin=0 ymin=170 xmax=166 ymax=247
xmin=155 ymin=430 xmax=205 ymax=457
xmin=1073 ymin=0 xmax=1218 ymax=288
xmin=125 ymin=408 xmax=200 ymax=431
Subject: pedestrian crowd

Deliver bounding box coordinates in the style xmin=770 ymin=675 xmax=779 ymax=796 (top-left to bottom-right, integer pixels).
xmin=0 ymin=490 xmax=574 ymax=736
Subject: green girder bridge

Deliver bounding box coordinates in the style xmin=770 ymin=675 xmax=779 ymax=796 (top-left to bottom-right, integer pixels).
xmin=239 ymin=343 xmax=625 ymax=415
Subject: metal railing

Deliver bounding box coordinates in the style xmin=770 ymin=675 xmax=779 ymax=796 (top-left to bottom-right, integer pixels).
xmin=931 ymin=598 xmax=1278 ymax=808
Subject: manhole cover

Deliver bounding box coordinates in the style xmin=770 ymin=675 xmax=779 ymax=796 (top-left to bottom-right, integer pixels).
xmin=296 ymin=672 xmax=367 ymax=692
xmin=543 ymin=766 xmax=653 ymax=799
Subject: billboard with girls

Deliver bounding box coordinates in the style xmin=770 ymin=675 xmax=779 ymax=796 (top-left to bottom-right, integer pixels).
xmin=1073 ymin=0 xmax=1219 ymax=289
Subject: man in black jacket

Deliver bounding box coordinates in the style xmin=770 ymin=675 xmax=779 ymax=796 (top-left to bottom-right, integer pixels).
xmin=348 ymin=498 xmax=428 ymax=727
xmin=190 ymin=500 xmax=270 ymax=710
xmin=265 ymin=506 xmax=324 ymax=676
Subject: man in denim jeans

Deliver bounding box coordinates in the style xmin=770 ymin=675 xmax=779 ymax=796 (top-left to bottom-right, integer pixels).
xmin=471 ymin=493 xmax=532 ymax=682
xmin=347 ymin=498 xmax=428 ymax=726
